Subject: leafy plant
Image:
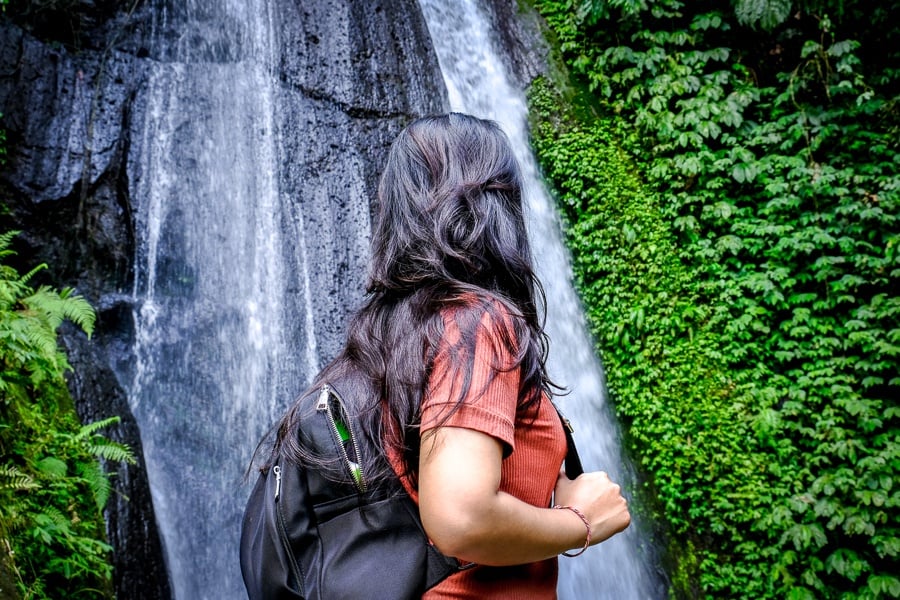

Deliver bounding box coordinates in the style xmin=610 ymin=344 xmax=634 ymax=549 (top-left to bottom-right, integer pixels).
xmin=0 ymin=230 xmax=133 ymax=599
xmin=529 ymin=0 xmax=899 ymax=597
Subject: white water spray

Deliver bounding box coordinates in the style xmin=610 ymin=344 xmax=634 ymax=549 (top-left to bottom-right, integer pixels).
xmin=128 ymin=2 xmax=309 ymax=598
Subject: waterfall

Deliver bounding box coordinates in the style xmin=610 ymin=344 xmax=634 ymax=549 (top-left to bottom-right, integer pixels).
xmin=417 ymin=1 xmax=664 ymax=597
xmin=128 ymin=2 xmax=309 ymax=598
xmin=123 ymin=0 xmax=661 ymax=597
xmin=125 ymin=0 xmax=445 ymax=596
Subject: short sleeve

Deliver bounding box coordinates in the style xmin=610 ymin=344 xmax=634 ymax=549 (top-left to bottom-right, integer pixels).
xmin=420 ymin=306 xmax=520 ymax=453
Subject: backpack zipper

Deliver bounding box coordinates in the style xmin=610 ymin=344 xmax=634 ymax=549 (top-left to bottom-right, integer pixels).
xmin=272 ymin=465 xmax=304 ymax=594
xmin=316 ymin=384 xmax=367 ymax=493
xmin=273 ymin=465 xmax=283 ymax=501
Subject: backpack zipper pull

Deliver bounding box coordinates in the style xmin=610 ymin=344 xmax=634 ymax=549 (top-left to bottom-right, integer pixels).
xmin=273 ymin=465 xmax=282 ymax=501
xmin=316 ymin=385 xmax=330 ymax=411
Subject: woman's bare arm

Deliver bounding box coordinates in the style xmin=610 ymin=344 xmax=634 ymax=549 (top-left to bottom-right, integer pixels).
xmin=418 ymin=426 xmax=631 ymax=566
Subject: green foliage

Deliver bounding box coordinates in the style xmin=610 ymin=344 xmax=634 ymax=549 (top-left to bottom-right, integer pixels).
xmin=530 ymin=0 xmax=899 ymax=597
xmin=733 ymin=0 xmax=793 ymax=30
xmin=529 ymin=78 xmax=778 ymax=598
xmin=0 ymin=231 xmax=133 ymax=599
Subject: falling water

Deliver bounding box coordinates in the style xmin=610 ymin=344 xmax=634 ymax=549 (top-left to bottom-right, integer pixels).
xmin=124 ymin=0 xmax=662 ymax=597
xmin=128 ymin=2 xmax=313 ymax=598
xmin=418 ymin=1 xmax=665 ymax=597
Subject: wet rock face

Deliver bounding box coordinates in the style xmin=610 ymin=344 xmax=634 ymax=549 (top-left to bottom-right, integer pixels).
xmin=0 ymin=1 xmax=447 ymax=598
xmin=2 ymin=0 xmax=124 ymax=51
xmin=0 ymin=16 xmax=139 ymax=296
xmin=269 ymin=0 xmax=449 ymax=361
xmin=276 ymin=1 xmax=447 ymax=119
xmin=476 ymin=0 xmax=554 ymax=90
xmin=62 ymin=318 xmax=173 ymax=600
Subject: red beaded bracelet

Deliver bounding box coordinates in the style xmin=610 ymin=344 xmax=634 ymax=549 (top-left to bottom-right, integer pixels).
xmin=553 ymin=505 xmax=591 ymax=557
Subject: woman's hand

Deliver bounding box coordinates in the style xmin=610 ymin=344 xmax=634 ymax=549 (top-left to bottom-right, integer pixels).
xmin=552 ymin=470 xmax=631 ymax=545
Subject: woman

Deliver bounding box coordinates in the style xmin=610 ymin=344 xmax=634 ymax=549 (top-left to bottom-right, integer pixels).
xmin=283 ymin=113 xmax=631 ymax=598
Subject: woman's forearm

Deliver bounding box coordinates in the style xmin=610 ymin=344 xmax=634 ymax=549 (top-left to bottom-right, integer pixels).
xmin=422 ymin=489 xmax=589 ymax=565
xmin=418 ymin=425 xmax=590 ymax=565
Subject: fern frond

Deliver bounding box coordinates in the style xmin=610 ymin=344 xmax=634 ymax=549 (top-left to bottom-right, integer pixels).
xmin=26 ymin=286 xmax=96 ymax=338
xmin=14 ymin=317 xmax=61 ymax=364
xmin=18 ymin=263 xmax=47 ymax=286
xmin=87 ymin=439 xmax=135 ymax=465
xmin=34 ymin=457 xmax=68 ymax=479
xmin=80 ymin=462 xmax=112 ymax=510
xmin=33 ymin=505 xmax=70 ymax=534
xmin=74 ymin=417 xmax=121 ymax=441
xmin=0 ymin=464 xmax=39 ymax=491
xmin=56 ymin=288 xmax=96 ymax=337
xmin=21 ymin=287 xmax=66 ymax=331
xmin=0 ymin=230 xmax=20 ymax=257
xmin=77 ymin=419 xmax=134 ymax=464
xmin=0 ymin=272 xmax=27 ymax=309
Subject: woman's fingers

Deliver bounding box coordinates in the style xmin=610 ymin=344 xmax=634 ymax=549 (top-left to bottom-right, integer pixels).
xmin=553 ymin=470 xmax=631 ymax=545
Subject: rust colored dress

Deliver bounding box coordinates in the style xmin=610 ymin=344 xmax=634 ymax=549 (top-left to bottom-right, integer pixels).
xmin=391 ymin=305 xmax=568 ymax=599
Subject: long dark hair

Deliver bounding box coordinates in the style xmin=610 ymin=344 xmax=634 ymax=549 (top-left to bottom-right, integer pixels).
xmin=274 ymin=113 xmax=554 ymax=486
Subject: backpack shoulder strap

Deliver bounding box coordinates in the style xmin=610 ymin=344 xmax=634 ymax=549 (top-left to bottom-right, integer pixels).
xmin=554 ymin=406 xmax=584 ymax=479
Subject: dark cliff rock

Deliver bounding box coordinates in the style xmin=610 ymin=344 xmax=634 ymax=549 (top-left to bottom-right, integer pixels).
xmin=481 ymin=0 xmax=555 ymax=90
xmin=62 ymin=315 xmax=172 ymax=600
xmin=271 ymin=0 xmax=447 ymax=360
xmin=0 ymin=0 xmax=447 ymax=598
xmin=0 ymin=17 xmax=140 ymax=294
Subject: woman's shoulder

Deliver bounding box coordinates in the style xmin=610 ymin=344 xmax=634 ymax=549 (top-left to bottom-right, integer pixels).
xmin=440 ymin=291 xmax=520 ymax=336
xmin=440 ymin=290 xmax=519 ymax=323
xmin=438 ymin=291 xmax=523 ymax=363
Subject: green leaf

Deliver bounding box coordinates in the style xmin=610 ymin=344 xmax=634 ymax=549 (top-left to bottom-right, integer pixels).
xmin=825 ymin=548 xmax=867 ymax=581
xmin=35 ymin=456 xmax=68 ymax=478
xmin=867 ymin=575 xmax=900 ymax=596
xmin=733 ymin=0 xmax=792 ymax=30
xmin=0 ymin=464 xmax=39 ymax=491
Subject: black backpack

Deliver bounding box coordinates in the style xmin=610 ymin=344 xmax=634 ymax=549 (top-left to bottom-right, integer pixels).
xmin=239 ymin=373 xmax=463 ymax=600
xmin=239 ymin=371 xmax=584 ymax=599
